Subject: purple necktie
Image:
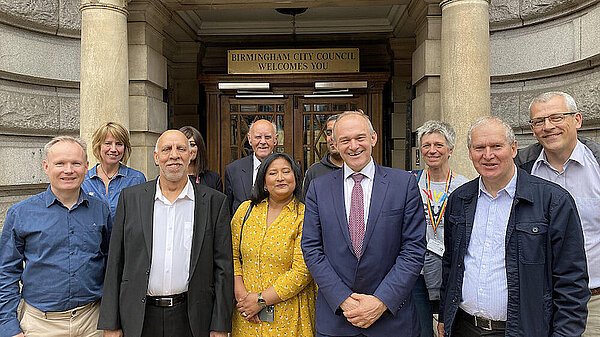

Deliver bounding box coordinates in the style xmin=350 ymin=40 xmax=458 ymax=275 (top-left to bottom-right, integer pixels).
xmin=349 ymin=174 xmax=365 ymax=259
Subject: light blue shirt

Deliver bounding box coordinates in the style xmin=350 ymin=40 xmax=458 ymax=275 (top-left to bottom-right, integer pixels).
xmin=82 ymin=164 xmax=146 ymax=217
xmin=531 ymin=140 xmax=600 ymax=288
xmin=343 ymin=158 xmax=375 ymax=225
xmin=460 ymin=167 xmax=517 ymax=321
xmin=0 ymin=188 xmax=112 ymax=337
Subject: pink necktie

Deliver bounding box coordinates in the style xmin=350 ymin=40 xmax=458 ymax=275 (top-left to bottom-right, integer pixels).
xmin=349 ymin=174 xmax=365 ymax=259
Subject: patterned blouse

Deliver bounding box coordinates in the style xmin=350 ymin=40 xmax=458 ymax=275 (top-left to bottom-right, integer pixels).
xmin=231 ymin=198 xmax=316 ymax=337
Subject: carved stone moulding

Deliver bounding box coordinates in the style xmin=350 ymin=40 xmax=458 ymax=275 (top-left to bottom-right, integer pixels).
xmin=0 ymin=0 xmax=81 ymax=38
xmin=490 ymin=0 xmax=598 ymax=31
xmin=0 ymin=79 xmax=79 ymax=137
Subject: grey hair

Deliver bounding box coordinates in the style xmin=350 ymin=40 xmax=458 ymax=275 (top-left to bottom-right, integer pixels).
xmin=333 ymin=110 xmax=375 ymax=139
xmin=417 ymin=120 xmax=456 ymax=149
xmin=248 ymin=119 xmax=278 ymax=135
xmin=467 ymin=116 xmax=516 ymax=148
xmin=326 ymin=114 xmax=339 ymax=124
xmin=44 ymin=136 xmax=88 ymax=160
xmin=529 ymin=91 xmax=578 ymax=112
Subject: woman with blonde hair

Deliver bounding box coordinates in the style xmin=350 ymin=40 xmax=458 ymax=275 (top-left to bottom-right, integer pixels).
xmin=82 ymin=121 xmax=146 ymax=217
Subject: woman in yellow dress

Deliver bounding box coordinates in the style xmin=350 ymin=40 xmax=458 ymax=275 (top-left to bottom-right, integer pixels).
xmin=231 ymin=152 xmax=316 ymax=337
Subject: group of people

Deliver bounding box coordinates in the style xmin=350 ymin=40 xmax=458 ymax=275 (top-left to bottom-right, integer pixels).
xmin=0 ymin=90 xmax=597 ymax=337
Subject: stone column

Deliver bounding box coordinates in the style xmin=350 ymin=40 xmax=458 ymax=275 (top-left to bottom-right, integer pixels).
xmin=440 ymin=0 xmax=490 ymax=178
xmin=79 ymin=0 xmax=130 ymax=162
xmin=127 ymin=0 xmax=170 ymax=178
xmin=410 ymin=0 xmax=442 ymax=170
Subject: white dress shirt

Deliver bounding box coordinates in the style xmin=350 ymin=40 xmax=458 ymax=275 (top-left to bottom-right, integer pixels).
xmin=531 ymin=140 xmax=600 ymax=288
xmin=343 ymin=159 xmax=375 ymax=225
xmin=147 ymin=178 xmax=195 ymax=296
xmin=252 ymin=153 xmax=261 ymax=185
xmin=460 ymin=168 xmax=517 ymax=321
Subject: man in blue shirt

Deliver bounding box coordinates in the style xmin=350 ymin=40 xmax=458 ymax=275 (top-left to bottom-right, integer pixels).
xmin=438 ymin=117 xmax=589 ymax=336
xmin=0 ymin=136 xmax=112 ymax=337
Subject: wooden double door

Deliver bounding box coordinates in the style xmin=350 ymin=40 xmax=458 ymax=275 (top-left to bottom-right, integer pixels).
xmin=222 ymin=94 xmax=366 ymax=172
xmin=199 ymin=73 xmax=389 ymax=176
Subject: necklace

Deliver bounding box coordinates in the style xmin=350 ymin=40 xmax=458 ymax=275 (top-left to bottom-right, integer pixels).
xmin=99 ymin=164 xmax=119 ymax=180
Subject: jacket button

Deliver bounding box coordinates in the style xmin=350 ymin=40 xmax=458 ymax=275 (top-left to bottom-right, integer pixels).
xmin=141 ymin=298 xmax=146 ymax=303
xmin=532 ymin=227 xmax=539 ymax=233
xmin=458 ymin=263 xmax=462 ymax=268
xmin=146 ymin=269 xmax=150 ymax=275
xmin=452 ymin=297 xmax=458 ymax=303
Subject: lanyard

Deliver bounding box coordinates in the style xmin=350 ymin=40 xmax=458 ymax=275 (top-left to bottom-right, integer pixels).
xmin=424 ymin=169 xmax=452 ymax=234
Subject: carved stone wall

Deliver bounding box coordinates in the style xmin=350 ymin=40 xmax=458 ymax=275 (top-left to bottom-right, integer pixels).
xmin=0 ymin=0 xmax=81 ymax=37
xmin=490 ymin=0 xmax=600 ymax=146
xmin=0 ymin=2 xmax=80 ymax=224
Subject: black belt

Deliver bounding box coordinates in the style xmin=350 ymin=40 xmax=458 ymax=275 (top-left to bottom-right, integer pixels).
xmin=591 ymin=287 xmax=600 ymax=296
xmin=458 ymin=308 xmax=506 ymax=331
xmin=146 ymin=292 xmax=187 ymax=307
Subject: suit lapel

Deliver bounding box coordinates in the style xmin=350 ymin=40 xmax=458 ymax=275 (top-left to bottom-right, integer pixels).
xmin=361 ymin=165 xmax=388 ymax=256
xmin=240 ymin=156 xmax=253 ymax=199
xmin=141 ymin=180 xmax=157 ymax=260
xmin=332 ymin=170 xmax=355 ymax=257
xmin=189 ymin=183 xmax=208 ymax=278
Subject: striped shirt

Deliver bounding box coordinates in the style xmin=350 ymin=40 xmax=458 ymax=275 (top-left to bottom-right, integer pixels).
xmin=460 ymin=168 xmax=517 ymax=321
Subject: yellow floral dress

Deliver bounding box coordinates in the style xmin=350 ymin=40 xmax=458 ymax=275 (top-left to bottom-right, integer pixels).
xmin=231 ymin=198 xmax=316 ymax=337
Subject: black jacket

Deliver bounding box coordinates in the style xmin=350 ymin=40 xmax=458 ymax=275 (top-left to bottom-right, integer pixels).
xmin=515 ymin=136 xmax=600 ymax=172
xmin=98 ymin=180 xmax=233 ymax=336
xmin=302 ymin=153 xmax=341 ymax=198
xmin=439 ymin=169 xmax=589 ymax=336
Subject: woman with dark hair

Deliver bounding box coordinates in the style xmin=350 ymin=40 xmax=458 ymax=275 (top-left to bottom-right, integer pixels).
xmin=179 ymin=125 xmax=223 ymax=191
xmin=82 ymin=121 xmax=146 ymax=217
xmin=231 ymin=153 xmax=315 ymax=337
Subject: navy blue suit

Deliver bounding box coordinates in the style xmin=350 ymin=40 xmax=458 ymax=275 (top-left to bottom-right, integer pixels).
xmin=223 ymin=155 xmax=253 ymax=215
xmin=302 ymin=164 xmax=426 ymax=337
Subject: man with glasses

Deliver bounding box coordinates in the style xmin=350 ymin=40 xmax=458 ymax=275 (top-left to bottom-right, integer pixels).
xmin=303 ymin=114 xmax=344 ymax=197
xmin=515 ymin=91 xmax=600 ymax=336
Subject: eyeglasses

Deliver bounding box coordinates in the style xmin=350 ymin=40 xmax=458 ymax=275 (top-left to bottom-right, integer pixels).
xmin=325 ymin=129 xmax=333 ymax=136
xmin=529 ymin=112 xmax=577 ymax=129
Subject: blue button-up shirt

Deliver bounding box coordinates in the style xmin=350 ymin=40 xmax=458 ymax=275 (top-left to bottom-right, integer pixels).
xmin=461 ymin=168 xmax=517 ymax=321
xmin=82 ymin=164 xmax=146 ymax=217
xmin=0 ymin=187 xmax=112 ymax=337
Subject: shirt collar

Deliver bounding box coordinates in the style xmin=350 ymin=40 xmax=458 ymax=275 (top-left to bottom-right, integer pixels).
xmin=253 ymin=153 xmax=262 ymax=172
xmin=533 ymin=140 xmax=586 ymax=171
xmin=89 ymin=163 xmax=127 ymax=179
xmin=155 ymin=177 xmax=195 ymax=204
xmin=343 ymin=158 xmax=375 ymax=181
xmin=478 ymin=164 xmax=517 ymax=199
xmin=44 ymin=186 xmax=88 ymax=208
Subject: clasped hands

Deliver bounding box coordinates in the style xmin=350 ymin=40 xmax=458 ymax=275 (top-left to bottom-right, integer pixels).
xmin=340 ymin=293 xmax=387 ymax=329
xmin=236 ymin=292 xmax=261 ymax=324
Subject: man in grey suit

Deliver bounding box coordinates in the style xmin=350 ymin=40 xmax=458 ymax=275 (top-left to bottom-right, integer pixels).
xmin=98 ymin=130 xmax=233 ymax=337
xmin=224 ymin=119 xmax=278 ymax=215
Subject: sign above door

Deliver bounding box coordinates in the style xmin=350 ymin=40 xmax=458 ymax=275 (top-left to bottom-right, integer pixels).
xmin=228 ymin=48 xmax=359 ymax=74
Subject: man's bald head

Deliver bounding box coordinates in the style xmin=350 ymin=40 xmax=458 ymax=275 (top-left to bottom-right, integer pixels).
xmin=154 ymin=130 xmax=191 ymax=183
xmin=247 ymin=119 xmax=278 ymax=161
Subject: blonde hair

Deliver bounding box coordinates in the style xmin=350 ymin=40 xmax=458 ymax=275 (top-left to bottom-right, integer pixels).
xmin=91 ymin=122 xmax=132 ymax=164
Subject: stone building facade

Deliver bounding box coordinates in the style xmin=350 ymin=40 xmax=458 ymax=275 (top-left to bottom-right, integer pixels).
xmin=1 ymin=0 xmax=600 ymax=226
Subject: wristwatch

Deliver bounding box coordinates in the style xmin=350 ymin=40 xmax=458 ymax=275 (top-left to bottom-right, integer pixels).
xmin=257 ymin=293 xmax=267 ymax=309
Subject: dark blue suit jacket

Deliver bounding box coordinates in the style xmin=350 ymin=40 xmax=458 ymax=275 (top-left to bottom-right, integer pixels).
xmin=223 ymin=155 xmax=253 ymax=215
xmin=302 ymin=163 xmax=426 ymax=337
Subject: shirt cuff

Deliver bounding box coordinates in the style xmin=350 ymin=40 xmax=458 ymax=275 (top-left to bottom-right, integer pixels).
xmin=0 ymin=318 xmax=23 ymax=337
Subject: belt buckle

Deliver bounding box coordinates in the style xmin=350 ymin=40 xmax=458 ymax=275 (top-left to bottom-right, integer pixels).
xmin=157 ymin=297 xmax=174 ymax=307
xmin=474 ymin=316 xmax=493 ymax=331
xmin=163 ymin=297 xmax=174 ymax=307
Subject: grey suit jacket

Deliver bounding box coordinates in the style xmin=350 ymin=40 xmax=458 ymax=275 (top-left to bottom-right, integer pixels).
xmin=223 ymin=155 xmax=253 ymax=215
xmin=97 ymin=180 xmax=233 ymax=337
